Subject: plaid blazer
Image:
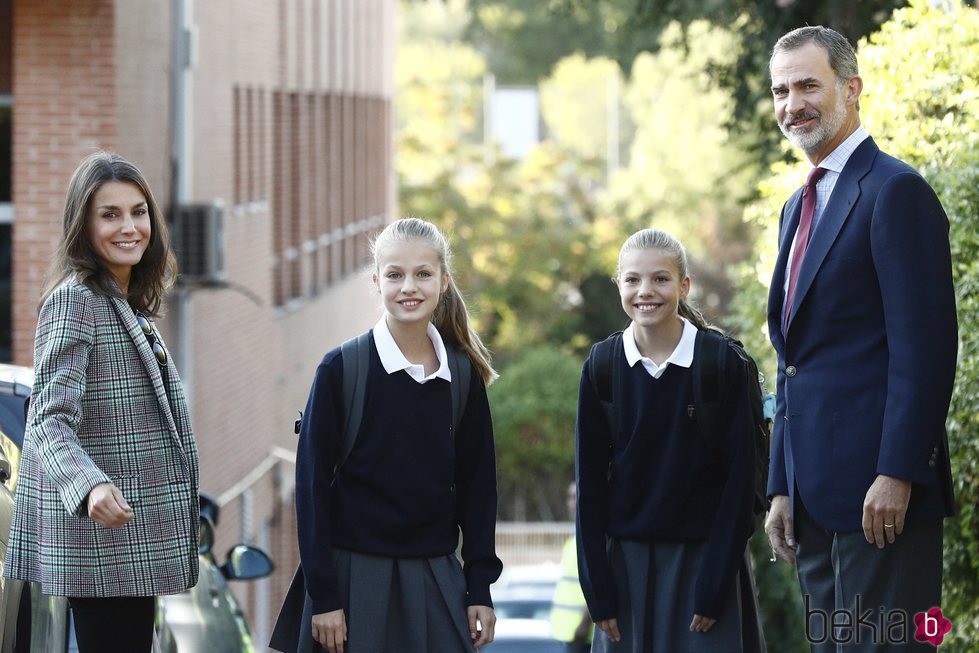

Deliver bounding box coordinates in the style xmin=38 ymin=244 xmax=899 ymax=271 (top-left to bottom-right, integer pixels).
xmin=4 ymin=279 xmax=200 ymax=597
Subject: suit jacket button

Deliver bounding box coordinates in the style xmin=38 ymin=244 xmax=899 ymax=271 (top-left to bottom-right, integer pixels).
xmin=786 ymin=365 xmax=797 ymax=377
xmin=929 ymin=460 xmax=936 ymax=468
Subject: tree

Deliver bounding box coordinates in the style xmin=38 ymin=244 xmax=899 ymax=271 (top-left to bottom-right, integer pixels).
xmin=462 ymin=0 xmax=629 ymax=85
xmin=590 ymin=20 xmax=762 ymax=325
xmin=489 ymin=345 xmax=582 ymax=519
xmin=397 ymin=1 xmax=777 ymax=519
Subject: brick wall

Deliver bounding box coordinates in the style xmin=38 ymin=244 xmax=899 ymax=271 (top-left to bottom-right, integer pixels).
xmin=9 ymin=0 xmax=395 ymax=647
xmin=170 ymin=0 xmax=395 ymax=645
xmin=11 ymin=0 xmax=119 ymax=364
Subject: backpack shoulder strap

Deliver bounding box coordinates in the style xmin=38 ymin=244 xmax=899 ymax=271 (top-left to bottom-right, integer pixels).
xmin=692 ymin=328 xmax=729 ymax=446
xmin=334 ymin=330 xmax=372 ymax=480
xmin=588 ymin=332 xmax=621 ymax=403
xmin=446 ymin=343 xmax=472 ymax=434
xmin=588 ymin=331 xmax=623 ymax=436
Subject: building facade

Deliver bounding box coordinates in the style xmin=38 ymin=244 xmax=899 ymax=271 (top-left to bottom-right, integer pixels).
xmin=2 ymin=0 xmax=394 ymax=646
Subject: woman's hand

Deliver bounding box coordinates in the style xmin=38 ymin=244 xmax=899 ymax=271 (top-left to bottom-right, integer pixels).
xmin=86 ymin=482 xmax=133 ymax=528
xmin=689 ymin=614 xmax=717 ymax=632
xmin=312 ymin=609 xmax=347 ymax=653
xmin=468 ymin=605 xmax=496 ymax=648
xmin=596 ymin=618 xmax=621 ymax=642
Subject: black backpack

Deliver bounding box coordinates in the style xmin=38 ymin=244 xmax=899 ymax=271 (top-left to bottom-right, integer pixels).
xmin=294 ymin=331 xmax=472 ymax=481
xmin=587 ymin=328 xmax=773 ymax=530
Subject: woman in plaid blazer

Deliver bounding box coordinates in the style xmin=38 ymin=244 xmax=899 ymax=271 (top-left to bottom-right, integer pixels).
xmin=3 ymin=152 xmax=201 ymax=653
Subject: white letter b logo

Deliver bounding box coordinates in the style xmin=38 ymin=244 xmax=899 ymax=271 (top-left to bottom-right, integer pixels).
xmin=924 ymin=613 xmax=939 ymax=637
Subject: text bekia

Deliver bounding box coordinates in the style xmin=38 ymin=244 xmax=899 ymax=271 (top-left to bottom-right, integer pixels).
xmin=805 ymin=595 xmax=908 ymax=646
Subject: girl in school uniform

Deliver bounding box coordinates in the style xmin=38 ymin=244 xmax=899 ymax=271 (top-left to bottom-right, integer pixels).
xmin=294 ymin=217 xmax=502 ymax=653
xmin=576 ymin=229 xmax=761 ymax=653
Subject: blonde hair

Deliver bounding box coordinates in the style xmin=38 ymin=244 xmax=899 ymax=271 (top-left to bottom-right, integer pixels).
xmin=371 ymin=217 xmax=498 ymax=384
xmin=616 ymin=228 xmax=710 ymax=330
xmin=41 ymin=151 xmax=176 ymax=315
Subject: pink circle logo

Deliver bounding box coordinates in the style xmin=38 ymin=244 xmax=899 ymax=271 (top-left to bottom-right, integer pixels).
xmin=914 ymin=607 xmax=952 ymax=647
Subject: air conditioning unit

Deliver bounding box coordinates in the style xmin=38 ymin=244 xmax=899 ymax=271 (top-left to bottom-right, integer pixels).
xmin=173 ymin=201 xmax=224 ymax=283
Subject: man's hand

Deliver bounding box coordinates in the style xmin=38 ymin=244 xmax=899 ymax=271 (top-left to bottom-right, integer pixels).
xmin=312 ymin=609 xmax=347 ymax=653
xmin=468 ymin=605 xmax=496 ymax=648
xmin=573 ymin=608 xmax=592 ymax=642
xmin=87 ymin=482 xmax=133 ymax=529
xmin=689 ymin=614 xmax=717 ymax=633
xmin=862 ymin=474 xmax=912 ymax=548
xmin=765 ymin=495 xmax=797 ymax=564
xmin=596 ymin=618 xmax=621 ymax=642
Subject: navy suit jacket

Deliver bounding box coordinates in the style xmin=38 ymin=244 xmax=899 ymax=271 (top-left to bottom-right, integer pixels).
xmin=766 ymin=136 xmax=957 ymax=532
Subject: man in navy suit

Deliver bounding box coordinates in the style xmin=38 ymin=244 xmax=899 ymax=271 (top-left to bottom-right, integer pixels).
xmin=762 ymin=27 xmax=957 ymax=652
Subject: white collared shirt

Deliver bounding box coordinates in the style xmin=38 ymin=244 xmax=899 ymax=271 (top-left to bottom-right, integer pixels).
xmin=372 ymin=316 xmax=452 ymax=384
xmin=784 ymin=126 xmax=870 ymax=305
xmin=622 ymin=317 xmax=698 ymax=379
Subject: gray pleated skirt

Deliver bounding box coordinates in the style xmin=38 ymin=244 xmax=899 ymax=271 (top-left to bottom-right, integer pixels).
xmin=296 ymin=549 xmax=474 ymax=653
xmin=591 ymin=539 xmax=762 ymax=653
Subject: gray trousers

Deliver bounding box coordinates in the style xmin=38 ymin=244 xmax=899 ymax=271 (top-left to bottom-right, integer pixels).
xmin=794 ymin=498 xmax=944 ymax=653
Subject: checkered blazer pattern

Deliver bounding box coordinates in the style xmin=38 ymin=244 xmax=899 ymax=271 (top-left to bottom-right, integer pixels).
xmin=4 ymin=279 xmax=200 ymax=597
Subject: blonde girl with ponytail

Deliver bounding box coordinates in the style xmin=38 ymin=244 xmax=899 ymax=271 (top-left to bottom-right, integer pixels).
xmin=373 ymin=217 xmax=497 ymax=385
xmin=575 ymin=228 xmax=763 ymax=652
xmin=281 ymin=217 xmax=502 ymax=653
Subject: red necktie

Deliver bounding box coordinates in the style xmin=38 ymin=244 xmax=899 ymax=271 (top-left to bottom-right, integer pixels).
xmin=783 ymin=166 xmax=828 ymax=331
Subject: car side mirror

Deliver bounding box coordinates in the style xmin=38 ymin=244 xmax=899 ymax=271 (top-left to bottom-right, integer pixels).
xmin=220 ymin=544 xmax=274 ymax=581
xmin=0 ymin=449 xmax=11 ymax=483
xmin=199 ymin=515 xmax=216 ymax=555
xmin=199 ymin=493 xmax=220 ymax=527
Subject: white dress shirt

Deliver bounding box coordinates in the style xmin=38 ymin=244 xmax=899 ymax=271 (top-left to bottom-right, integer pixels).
xmin=784 ymin=125 xmax=870 ymax=301
xmin=622 ymin=317 xmax=698 ymax=379
xmin=372 ymin=316 xmax=452 ymax=384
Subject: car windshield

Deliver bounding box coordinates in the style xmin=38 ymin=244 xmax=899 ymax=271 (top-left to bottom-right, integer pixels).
xmin=0 ymin=393 xmax=26 ymax=447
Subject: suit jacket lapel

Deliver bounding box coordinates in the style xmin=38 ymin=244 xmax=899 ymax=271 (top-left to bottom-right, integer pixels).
xmin=768 ymin=189 xmax=804 ymax=350
xmin=110 ymin=297 xmax=181 ymax=442
xmin=786 ymin=137 xmax=879 ymax=332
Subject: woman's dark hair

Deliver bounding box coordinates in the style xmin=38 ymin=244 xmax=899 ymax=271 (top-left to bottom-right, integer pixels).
xmin=41 ymin=151 xmax=176 ymax=315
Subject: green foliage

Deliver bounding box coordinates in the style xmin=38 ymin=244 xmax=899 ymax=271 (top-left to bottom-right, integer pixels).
xmin=858 ymin=2 xmax=979 ymax=648
xmin=732 ymin=2 xmax=979 ymax=650
xmin=601 ymin=22 xmax=760 ymax=308
xmin=539 ymin=55 xmax=623 ymax=162
xmin=489 ymin=345 xmax=582 ymax=519
xmin=463 ymin=0 xmax=630 ymax=85
xmin=397 ymin=1 xmax=774 ymax=520
xmin=748 ymin=531 xmax=809 ymax=653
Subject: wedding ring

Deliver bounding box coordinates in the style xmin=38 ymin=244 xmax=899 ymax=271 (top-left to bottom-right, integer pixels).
xmin=883 ymin=523 xmax=894 ymax=528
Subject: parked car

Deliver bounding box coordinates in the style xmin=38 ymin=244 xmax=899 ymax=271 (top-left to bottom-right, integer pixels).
xmin=493 ymin=562 xmax=560 ymax=622
xmin=482 ymin=618 xmax=566 ymax=653
xmin=489 ymin=563 xmax=564 ymax=652
xmin=0 ymin=363 xmax=274 ymax=653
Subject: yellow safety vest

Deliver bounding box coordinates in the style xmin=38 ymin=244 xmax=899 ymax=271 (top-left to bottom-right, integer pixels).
xmin=550 ymin=536 xmax=592 ymax=643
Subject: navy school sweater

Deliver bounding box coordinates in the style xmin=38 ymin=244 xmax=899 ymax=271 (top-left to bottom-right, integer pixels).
xmin=575 ymin=343 xmax=755 ymax=621
xmin=295 ymin=334 xmax=503 ymax=614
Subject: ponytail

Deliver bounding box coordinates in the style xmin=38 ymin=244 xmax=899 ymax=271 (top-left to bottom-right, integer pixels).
xmin=678 ymin=299 xmax=711 ymax=331
xmin=434 ymin=276 xmax=499 ymax=385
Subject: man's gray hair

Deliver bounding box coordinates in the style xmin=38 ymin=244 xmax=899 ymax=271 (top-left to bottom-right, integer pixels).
xmin=771 ymin=26 xmax=859 ymax=83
